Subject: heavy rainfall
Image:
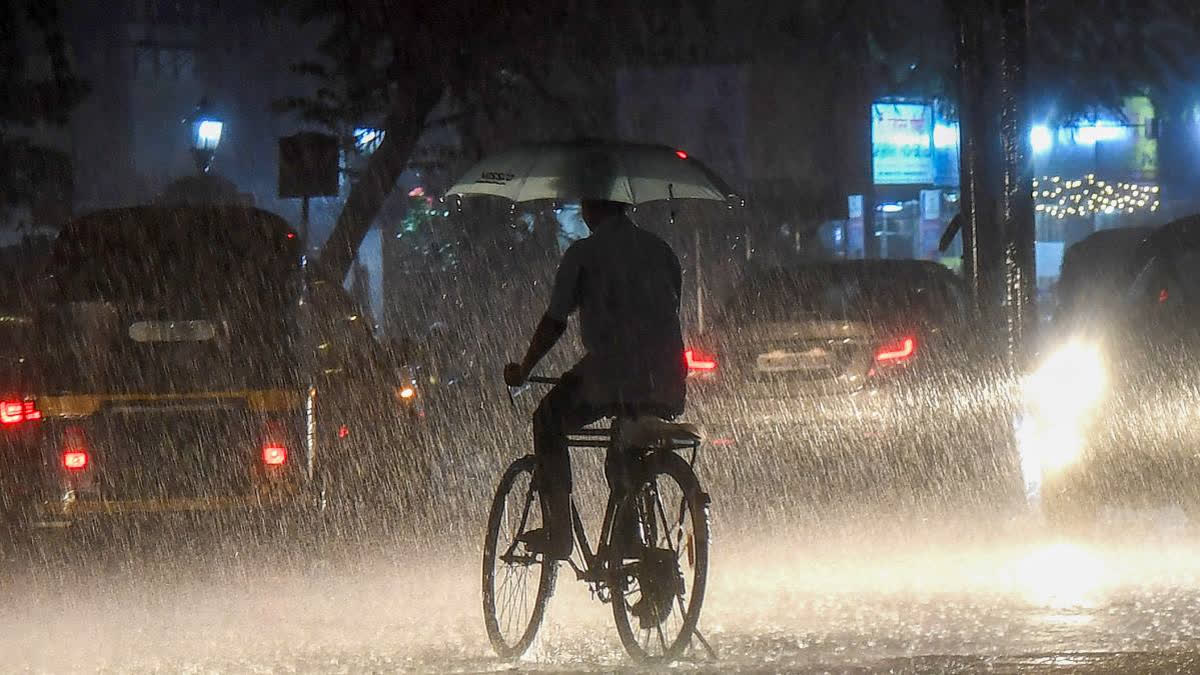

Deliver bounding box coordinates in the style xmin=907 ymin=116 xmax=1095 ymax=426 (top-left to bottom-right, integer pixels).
xmin=6 ymin=0 xmax=1200 ymax=672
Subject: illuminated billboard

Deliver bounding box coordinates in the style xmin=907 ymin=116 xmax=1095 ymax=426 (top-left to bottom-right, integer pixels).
xmin=872 ymin=102 xmax=935 ymax=185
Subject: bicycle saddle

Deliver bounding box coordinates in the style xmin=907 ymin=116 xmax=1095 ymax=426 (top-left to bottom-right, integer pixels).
xmin=621 ymin=415 xmax=705 ymax=448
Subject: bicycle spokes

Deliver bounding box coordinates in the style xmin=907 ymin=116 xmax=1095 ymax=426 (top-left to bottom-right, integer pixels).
xmin=484 ymin=465 xmax=555 ymax=656
xmin=613 ymin=471 xmax=703 ymax=659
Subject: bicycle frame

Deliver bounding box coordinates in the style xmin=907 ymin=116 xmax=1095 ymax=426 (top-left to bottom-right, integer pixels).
xmin=488 ymin=373 xmax=716 ymax=662
xmin=560 ymin=426 xmax=701 ymax=589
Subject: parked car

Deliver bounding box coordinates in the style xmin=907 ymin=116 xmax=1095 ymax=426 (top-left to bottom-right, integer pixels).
xmin=1020 ymin=216 xmax=1200 ymax=522
xmin=1 ymin=205 xmax=426 ymax=534
xmin=687 ymin=259 xmax=1015 ymax=499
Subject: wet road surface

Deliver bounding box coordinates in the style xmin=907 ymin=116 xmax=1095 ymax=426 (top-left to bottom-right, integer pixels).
xmin=5 ymin=507 xmax=1200 ymax=673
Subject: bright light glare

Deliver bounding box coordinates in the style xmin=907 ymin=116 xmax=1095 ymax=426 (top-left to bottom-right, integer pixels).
xmin=1015 ymin=542 xmax=1106 ymax=608
xmin=1025 ymin=341 xmax=1106 ymax=420
xmin=195 ymin=120 xmax=223 ymax=149
xmin=880 ymin=203 xmax=903 ymax=213
xmin=1030 ymin=125 xmax=1053 ymax=154
xmin=1018 ymin=341 xmax=1106 ymax=484
xmin=933 ymin=123 xmax=959 ymax=149
xmin=399 ymin=387 xmax=416 ymax=399
xmin=1017 ymin=413 xmax=1084 ymax=478
xmin=1074 ymin=122 xmax=1126 ymax=145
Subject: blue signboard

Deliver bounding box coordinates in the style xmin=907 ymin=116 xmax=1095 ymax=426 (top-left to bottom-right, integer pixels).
xmin=872 ymin=103 xmax=935 ymax=185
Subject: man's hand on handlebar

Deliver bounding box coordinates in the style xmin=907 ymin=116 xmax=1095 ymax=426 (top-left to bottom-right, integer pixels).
xmin=503 ymin=362 xmax=527 ymax=387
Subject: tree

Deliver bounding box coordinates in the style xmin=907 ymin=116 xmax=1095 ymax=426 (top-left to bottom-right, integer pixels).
xmin=0 ymin=0 xmax=87 ymax=227
xmin=275 ymin=0 xmax=1200 ymax=286
xmin=271 ymin=0 xmax=725 ymax=284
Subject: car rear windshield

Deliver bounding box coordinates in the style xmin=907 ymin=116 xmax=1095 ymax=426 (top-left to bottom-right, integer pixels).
xmin=48 ymin=207 xmax=298 ymax=307
xmin=729 ymin=263 xmax=964 ymax=323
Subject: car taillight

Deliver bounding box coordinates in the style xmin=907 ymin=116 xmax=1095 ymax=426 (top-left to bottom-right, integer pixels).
xmin=261 ymin=420 xmax=287 ymax=466
xmin=875 ymin=336 xmax=917 ymax=364
xmin=62 ymin=426 xmax=89 ymax=471
xmin=1 ymin=399 xmax=41 ymax=425
xmin=685 ymin=349 xmax=718 ymax=372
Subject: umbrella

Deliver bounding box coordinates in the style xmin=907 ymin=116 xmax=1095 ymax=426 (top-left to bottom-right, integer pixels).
xmin=445 ymin=140 xmax=738 ymax=205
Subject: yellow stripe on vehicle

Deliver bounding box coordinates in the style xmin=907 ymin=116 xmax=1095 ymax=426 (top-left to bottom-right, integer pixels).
xmin=47 ymin=491 xmax=300 ymax=516
xmin=38 ymin=390 xmax=306 ymax=417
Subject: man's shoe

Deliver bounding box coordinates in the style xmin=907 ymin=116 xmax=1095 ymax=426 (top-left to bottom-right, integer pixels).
xmin=517 ymin=527 xmax=572 ymax=560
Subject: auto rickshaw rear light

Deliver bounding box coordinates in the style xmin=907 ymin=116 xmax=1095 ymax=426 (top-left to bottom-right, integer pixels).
xmin=63 ymin=451 xmax=89 ymax=471
xmin=62 ymin=426 xmax=89 ymax=471
xmin=2 ymin=399 xmax=42 ymax=425
xmin=261 ymin=420 xmax=288 ymax=466
xmin=262 ymin=444 xmax=287 ymax=466
xmin=1 ymin=401 xmax=23 ymax=424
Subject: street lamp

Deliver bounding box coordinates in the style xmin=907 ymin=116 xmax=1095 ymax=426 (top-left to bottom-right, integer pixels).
xmin=189 ymin=98 xmax=223 ymax=173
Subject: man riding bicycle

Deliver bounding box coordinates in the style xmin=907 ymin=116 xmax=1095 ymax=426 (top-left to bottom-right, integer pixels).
xmin=504 ymin=199 xmax=687 ymax=562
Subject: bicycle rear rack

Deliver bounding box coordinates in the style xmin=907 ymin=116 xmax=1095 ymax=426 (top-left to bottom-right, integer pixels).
xmin=567 ymin=428 xmax=701 ymax=471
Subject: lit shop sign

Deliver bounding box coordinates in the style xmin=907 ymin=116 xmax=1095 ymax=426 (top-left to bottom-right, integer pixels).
xmin=872 ymin=103 xmax=935 ymax=185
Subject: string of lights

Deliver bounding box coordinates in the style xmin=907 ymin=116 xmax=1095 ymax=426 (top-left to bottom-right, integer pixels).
xmin=1032 ymin=174 xmax=1159 ymax=219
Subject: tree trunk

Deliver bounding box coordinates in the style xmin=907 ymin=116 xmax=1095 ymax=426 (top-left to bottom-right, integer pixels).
xmin=317 ymin=84 xmax=443 ymax=283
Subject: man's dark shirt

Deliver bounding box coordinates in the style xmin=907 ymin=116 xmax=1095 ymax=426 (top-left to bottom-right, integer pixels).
xmin=547 ymin=213 xmax=686 ymax=414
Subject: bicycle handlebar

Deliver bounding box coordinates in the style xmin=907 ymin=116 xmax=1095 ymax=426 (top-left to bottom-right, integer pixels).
xmin=505 ymin=374 xmax=559 ymax=410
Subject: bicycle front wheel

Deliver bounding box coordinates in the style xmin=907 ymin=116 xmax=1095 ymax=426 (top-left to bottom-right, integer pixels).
xmin=609 ymin=451 xmax=710 ymax=663
xmin=482 ymin=456 xmax=558 ymax=658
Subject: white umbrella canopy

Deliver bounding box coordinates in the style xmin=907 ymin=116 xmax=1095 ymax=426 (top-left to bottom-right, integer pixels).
xmin=445 ymin=140 xmax=738 ymax=205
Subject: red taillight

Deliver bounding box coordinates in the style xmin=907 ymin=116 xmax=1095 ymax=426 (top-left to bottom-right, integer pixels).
xmin=261 ymin=420 xmax=288 ymax=466
xmin=1 ymin=401 xmax=23 ymax=425
xmin=685 ymin=349 xmax=718 ymax=372
xmin=1159 ymin=288 xmax=1169 ymax=303
xmin=262 ymin=444 xmax=287 ymax=466
xmin=1 ymin=399 xmax=39 ymax=425
xmin=875 ymin=336 xmax=917 ymax=363
xmin=63 ymin=451 xmax=89 ymax=471
xmin=62 ymin=426 xmax=89 ymax=471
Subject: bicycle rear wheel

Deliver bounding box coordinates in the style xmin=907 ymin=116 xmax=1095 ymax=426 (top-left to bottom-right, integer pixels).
xmin=482 ymin=456 xmax=558 ymax=658
xmin=609 ymin=450 xmax=710 ymax=663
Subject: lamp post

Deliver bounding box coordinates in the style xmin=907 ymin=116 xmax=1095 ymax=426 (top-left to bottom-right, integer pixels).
xmin=189 ymin=98 xmax=223 ymax=173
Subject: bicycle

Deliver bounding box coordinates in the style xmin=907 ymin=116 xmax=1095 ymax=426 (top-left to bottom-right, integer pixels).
xmin=482 ymin=376 xmax=714 ymax=663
